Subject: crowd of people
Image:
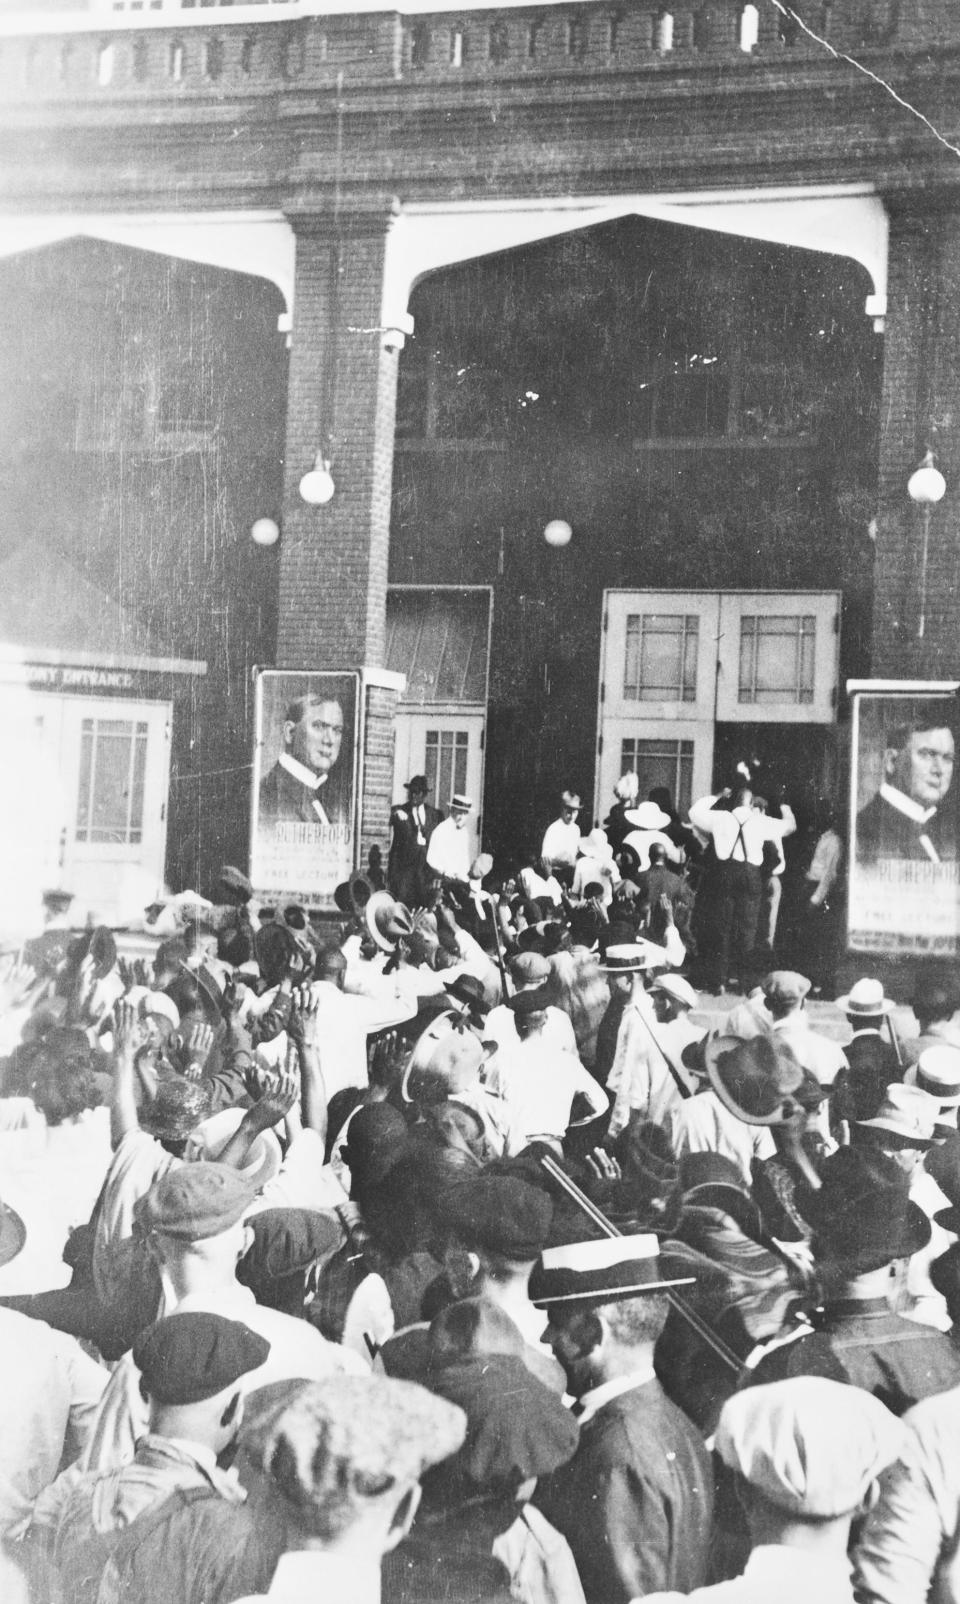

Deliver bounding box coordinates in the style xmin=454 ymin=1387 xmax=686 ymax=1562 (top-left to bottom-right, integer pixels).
xmin=1 ymin=765 xmax=959 ymax=1604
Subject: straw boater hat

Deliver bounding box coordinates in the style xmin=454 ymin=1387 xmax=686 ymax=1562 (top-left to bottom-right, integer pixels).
xmin=905 ymin=1045 xmax=960 ymax=1107
xmin=600 ymin=941 xmax=672 ymax=974
xmin=560 ymin=790 xmax=582 ymax=811
xmin=449 ymin=794 xmax=473 ymax=815
xmin=531 ymin=1234 xmax=694 ymax=1307
xmin=835 ymin=977 xmax=895 ymax=1017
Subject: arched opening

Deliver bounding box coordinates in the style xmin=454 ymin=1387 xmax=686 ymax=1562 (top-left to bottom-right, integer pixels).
xmin=389 ymin=215 xmax=882 ymax=852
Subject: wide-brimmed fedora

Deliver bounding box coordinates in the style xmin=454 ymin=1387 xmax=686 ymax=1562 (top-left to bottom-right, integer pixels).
xmin=704 ymin=1034 xmax=805 ymax=1126
xmin=806 ymin=1146 xmax=931 ymax=1269
xmin=835 ymin=978 xmax=895 ymax=1017
xmin=364 ymin=891 xmax=415 ymax=953
xmin=401 ymin=1011 xmax=494 ymax=1104
xmin=853 ymin=1083 xmax=939 ymax=1150
xmin=623 ymin=801 xmax=671 ymax=831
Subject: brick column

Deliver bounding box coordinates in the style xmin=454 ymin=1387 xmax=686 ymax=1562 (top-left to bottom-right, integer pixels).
xmin=873 ymin=202 xmax=960 ymax=678
xmin=278 ymin=207 xmax=400 ymax=671
xmin=277 ymin=208 xmax=404 ymax=874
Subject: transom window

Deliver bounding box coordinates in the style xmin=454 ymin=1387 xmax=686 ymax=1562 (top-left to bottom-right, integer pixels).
xmin=624 ymin=613 xmax=699 ymax=702
xmin=76 ymin=718 xmax=148 ymax=844
xmin=620 ymin=738 xmax=693 ymax=816
xmin=739 ymin=614 xmax=816 ymax=705
xmin=425 ymin=729 xmax=468 ymax=811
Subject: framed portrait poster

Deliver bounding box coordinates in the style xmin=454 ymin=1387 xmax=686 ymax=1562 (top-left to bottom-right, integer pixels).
xmin=250 ymin=669 xmax=359 ymax=903
xmin=848 ymin=680 xmax=960 ymax=956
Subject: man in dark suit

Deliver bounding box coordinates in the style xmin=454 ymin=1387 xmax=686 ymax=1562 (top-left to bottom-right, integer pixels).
xmin=857 ymin=711 xmax=955 ymax=864
xmin=533 ymin=1235 xmax=713 ymax=1604
xmin=258 ymin=694 xmax=350 ymax=831
xmin=386 ymin=775 xmax=442 ymax=907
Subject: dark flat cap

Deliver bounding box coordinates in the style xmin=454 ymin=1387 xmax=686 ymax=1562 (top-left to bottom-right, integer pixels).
xmin=133 ymin=1311 xmax=270 ymax=1405
xmin=437 ymin=1175 xmax=553 ymax=1260
xmin=134 ymin=1162 xmax=259 ymax=1242
xmin=238 ymin=1208 xmax=343 ymax=1302
xmin=425 ymin=1354 xmax=579 ymax=1496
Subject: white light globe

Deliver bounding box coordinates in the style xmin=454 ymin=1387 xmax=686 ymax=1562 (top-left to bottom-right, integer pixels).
xmin=544 ymin=519 xmax=573 ymax=548
xmin=299 ymin=464 xmax=336 ymax=506
xmin=908 ymin=464 xmax=946 ymax=506
xmin=250 ymin=517 xmax=280 ymax=547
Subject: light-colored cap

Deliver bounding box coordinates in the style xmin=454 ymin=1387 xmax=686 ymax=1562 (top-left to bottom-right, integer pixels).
xmin=716 ymin=1377 xmax=907 ymax=1517
xmin=650 ymin=973 xmax=699 ymax=1011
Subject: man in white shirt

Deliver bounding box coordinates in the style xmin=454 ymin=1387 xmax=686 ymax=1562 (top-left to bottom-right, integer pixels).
xmin=540 ymin=790 xmax=582 ymax=886
xmin=688 ymin=786 xmax=795 ymax=993
xmin=496 ymin=988 xmax=608 ymax=1153
xmin=645 ymin=1378 xmax=906 ymax=1604
xmin=426 ymin=794 xmax=474 ymax=885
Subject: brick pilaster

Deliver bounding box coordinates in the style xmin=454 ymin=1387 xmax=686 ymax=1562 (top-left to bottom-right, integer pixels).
xmin=873 ymin=202 xmax=960 ymax=679
xmin=277 ymin=207 xmax=399 ymax=673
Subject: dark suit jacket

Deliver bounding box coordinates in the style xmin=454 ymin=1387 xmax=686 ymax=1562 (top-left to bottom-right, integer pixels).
xmin=258 ymin=761 xmax=350 ymax=831
xmin=856 ymin=792 xmax=955 ymax=863
xmin=748 ymin=1298 xmax=960 ymax=1416
xmin=535 ymin=1379 xmax=713 ymax=1604
xmin=387 ymin=801 xmax=443 ymax=903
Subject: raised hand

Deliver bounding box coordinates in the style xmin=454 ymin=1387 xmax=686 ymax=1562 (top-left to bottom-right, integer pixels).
xmin=584 ymin=1146 xmax=622 ymax=1186
xmin=0 ymin=953 xmax=41 ymax=1015
xmin=113 ymin=997 xmax=145 ymax=1066
xmin=177 ymin=1021 xmax=215 ymax=1081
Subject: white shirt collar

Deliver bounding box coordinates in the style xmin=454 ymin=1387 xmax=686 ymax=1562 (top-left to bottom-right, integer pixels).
xmin=278 ymin=752 xmax=328 ymax=791
xmin=264 ymin=1550 xmax=381 ymax=1603
xmin=879 ymin=782 xmax=936 ymax=824
xmin=576 ymin=1366 xmax=656 ymax=1425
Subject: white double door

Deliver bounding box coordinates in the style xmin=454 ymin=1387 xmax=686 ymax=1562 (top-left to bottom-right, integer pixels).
xmin=0 ymin=687 xmax=171 ymax=928
xmin=595 ymin=588 xmax=840 ymax=821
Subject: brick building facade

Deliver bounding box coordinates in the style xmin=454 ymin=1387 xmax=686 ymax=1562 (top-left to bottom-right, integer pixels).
xmin=0 ymin=0 xmax=958 ymax=910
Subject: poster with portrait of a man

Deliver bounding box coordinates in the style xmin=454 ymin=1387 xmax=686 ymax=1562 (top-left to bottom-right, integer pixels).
xmin=848 ymin=681 xmax=960 ymax=955
xmin=250 ymin=670 xmax=359 ymax=902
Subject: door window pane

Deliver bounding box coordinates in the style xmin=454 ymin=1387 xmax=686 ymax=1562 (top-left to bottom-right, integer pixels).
xmin=76 ymin=719 xmax=148 ymax=844
xmin=424 ymin=729 xmax=469 ymax=811
xmin=620 ymin=738 xmax=694 ymax=816
xmin=739 ymin=615 xmax=816 ymax=704
xmin=624 ymin=614 xmax=698 ymax=702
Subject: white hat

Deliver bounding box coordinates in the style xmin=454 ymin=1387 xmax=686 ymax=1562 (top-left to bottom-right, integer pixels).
xmin=835 ymin=978 xmax=894 ymax=1016
xmin=580 ymin=827 xmax=613 ymax=862
xmin=142 ymin=991 xmax=180 ymax=1030
xmin=600 ymin=941 xmax=671 ymax=974
xmin=623 ymin=802 xmax=671 ymax=831
xmin=906 ymin=1045 xmax=960 ymax=1106
xmin=716 ymin=1378 xmax=907 ymax=1518
xmin=186 ymin=1107 xmax=282 ymax=1189
xmin=650 ymin=974 xmax=699 ymax=1011
xmin=854 ymin=1082 xmax=939 ymax=1147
